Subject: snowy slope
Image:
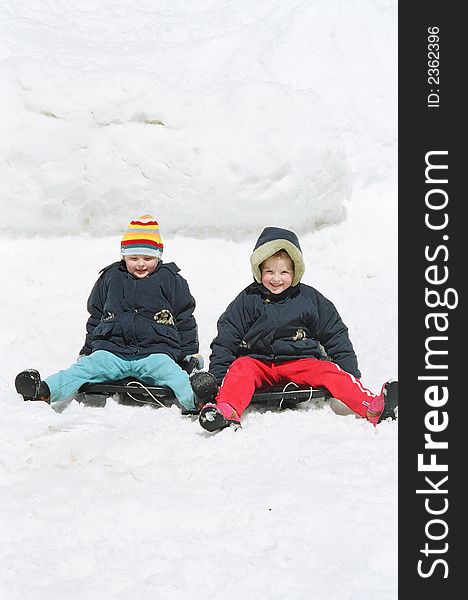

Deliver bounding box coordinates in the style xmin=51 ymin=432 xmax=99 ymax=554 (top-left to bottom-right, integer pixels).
xmin=0 ymin=1 xmax=397 ymax=599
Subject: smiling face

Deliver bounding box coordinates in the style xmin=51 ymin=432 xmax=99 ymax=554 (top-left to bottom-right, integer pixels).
xmin=123 ymin=255 xmax=159 ymax=278
xmin=260 ymin=251 xmax=295 ymax=294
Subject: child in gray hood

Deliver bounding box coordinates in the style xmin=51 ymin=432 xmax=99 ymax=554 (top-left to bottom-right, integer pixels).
xmin=199 ymin=226 xmax=397 ymax=431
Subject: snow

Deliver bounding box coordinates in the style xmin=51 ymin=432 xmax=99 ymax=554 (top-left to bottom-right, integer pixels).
xmin=0 ymin=1 xmax=397 ymax=599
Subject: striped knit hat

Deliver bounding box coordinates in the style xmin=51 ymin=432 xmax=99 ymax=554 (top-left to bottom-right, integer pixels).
xmin=120 ymin=215 xmax=164 ymax=258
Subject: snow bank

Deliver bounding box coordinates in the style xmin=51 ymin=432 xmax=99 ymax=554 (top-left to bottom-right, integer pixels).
xmin=0 ymin=61 xmax=350 ymax=238
xmin=0 ymin=0 xmax=396 ymax=239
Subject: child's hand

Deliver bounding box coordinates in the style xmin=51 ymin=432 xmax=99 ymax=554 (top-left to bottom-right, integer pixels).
xmin=183 ymin=354 xmax=204 ymax=370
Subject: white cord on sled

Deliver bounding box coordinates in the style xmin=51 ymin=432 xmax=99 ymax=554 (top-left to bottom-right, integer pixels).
xmin=125 ymin=380 xmax=171 ymax=409
xmin=279 ymin=381 xmax=313 ymax=409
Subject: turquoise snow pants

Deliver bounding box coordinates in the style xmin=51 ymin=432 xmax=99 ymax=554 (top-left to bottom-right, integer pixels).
xmin=44 ymin=350 xmax=195 ymax=409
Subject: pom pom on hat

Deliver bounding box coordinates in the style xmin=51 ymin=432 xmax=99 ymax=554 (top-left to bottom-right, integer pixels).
xmin=121 ymin=215 xmax=163 ymax=258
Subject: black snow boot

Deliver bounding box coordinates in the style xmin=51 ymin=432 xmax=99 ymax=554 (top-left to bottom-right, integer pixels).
xmin=190 ymin=371 xmax=219 ymax=405
xmin=379 ymin=380 xmax=398 ymax=423
xmin=199 ymin=402 xmax=240 ymax=432
xmin=15 ymin=370 xmax=50 ymax=403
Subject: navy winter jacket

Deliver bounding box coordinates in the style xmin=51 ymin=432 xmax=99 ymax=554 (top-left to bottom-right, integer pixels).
xmin=209 ymin=282 xmax=361 ymax=383
xmin=80 ymin=260 xmax=198 ymax=360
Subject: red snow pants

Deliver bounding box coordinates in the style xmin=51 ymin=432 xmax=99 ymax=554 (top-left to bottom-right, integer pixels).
xmin=216 ymin=356 xmax=377 ymax=417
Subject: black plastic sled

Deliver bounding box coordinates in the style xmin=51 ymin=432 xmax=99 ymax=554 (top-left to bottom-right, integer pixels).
xmin=76 ymin=379 xmax=331 ymax=414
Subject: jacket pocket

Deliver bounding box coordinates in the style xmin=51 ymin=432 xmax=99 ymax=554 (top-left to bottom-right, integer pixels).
xmin=91 ymin=321 xmax=115 ymax=340
xmin=147 ymin=321 xmax=180 ymax=346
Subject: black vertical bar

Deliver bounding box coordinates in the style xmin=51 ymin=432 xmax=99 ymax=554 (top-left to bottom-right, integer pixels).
xmin=399 ymin=4 xmax=462 ymax=597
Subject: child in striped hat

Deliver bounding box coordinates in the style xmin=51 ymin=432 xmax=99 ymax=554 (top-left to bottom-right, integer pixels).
xmin=15 ymin=215 xmax=208 ymax=411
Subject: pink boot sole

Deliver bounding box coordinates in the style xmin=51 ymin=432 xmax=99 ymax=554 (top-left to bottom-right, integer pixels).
xmin=367 ymin=381 xmax=399 ymax=426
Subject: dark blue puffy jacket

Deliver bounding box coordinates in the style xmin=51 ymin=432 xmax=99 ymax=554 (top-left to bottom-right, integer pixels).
xmin=80 ymin=260 xmax=198 ymax=360
xmin=209 ymin=281 xmax=361 ymax=383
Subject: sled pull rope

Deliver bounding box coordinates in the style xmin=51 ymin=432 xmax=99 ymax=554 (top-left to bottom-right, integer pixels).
xmin=279 ymin=381 xmax=313 ymax=409
xmin=125 ymin=380 xmax=171 ymax=410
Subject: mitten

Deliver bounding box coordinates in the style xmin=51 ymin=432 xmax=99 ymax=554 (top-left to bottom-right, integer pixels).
xmin=183 ymin=354 xmax=204 ymax=372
